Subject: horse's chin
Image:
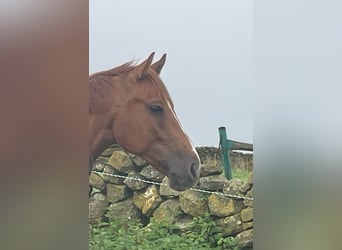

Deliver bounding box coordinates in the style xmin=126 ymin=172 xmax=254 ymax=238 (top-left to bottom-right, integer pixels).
xmin=168 ymin=177 xmax=199 ymax=192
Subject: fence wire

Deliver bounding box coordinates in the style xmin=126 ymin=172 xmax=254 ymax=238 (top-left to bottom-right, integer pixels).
xmin=91 ymin=170 xmax=253 ymax=201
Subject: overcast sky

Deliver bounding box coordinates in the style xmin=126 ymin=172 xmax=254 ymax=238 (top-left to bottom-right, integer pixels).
xmin=90 ymin=0 xmax=253 ymax=147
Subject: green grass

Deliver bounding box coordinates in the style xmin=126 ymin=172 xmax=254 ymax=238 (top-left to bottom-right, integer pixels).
xmin=89 ymin=213 xmax=239 ymax=250
xmin=232 ymin=168 xmax=250 ymax=183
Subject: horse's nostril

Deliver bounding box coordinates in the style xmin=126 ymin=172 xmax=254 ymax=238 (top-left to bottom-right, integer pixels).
xmin=190 ymin=162 xmax=199 ymax=177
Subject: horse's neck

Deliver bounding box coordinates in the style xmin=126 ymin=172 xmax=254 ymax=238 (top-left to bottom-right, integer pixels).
xmin=89 ymin=76 xmax=124 ymax=164
xmin=89 ymin=114 xmax=116 ymax=162
xmin=89 ymin=102 xmax=118 ymax=163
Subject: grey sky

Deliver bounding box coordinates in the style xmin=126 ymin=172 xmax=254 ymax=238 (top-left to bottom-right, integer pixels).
xmin=90 ymin=0 xmax=253 ymax=147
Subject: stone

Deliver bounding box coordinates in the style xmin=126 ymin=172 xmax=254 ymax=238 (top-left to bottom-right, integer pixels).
xmin=101 ymin=145 xmax=120 ymax=157
xmin=199 ymin=163 xmax=223 ymax=177
xmin=247 ymin=171 xmax=253 ymax=184
xmin=179 ymin=190 xmax=209 ymax=217
xmin=239 ymin=183 xmax=252 ymax=194
xmin=216 ymin=213 xmax=243 ymax=236
xmin=236 ymin=229 xmax=253 ymax=249
xmin=230 ymin=151 xmax=253 ymax=172
xmin=93 ymin=162 xmax=105 ymax=172
xmin=89 ymin=172 xmax=105 ymax=191
xmin=223 ymin=178 xmax=245 ymax=197
xmin=140 ymin=165 xmax=165 ymax=182
xmin=152 ymin=199 xmax=183 ymax=223
xmin=102 ymin=165 xmax=124 ymax=184
xmin=159 ymin=177 xmax=181 ymax=197
xmin=195 ymin=147 xmax=221 ymax=163
xmin=199 ymin=175 xmax=229 ymax=191
xmin=243 ymin=187 xmax=254 ymax=207
xmin=96 ymin=156 xmax=110 ymax=165
xmin=108 ymin=151 xmax=135 ymax=173
xmin=208 ymin=194 xmax=244 ymax=217
xmin=242 ymin=222 xmax=253 ymax=230
xmin=174 ymin=215 xmax=195 ymax=231
xmin=133 ymin=185 xmax=163 ymax=216
xmin=124 ymin=171 xmax=149 ymax=191
xmin=89 ymin=192 xmax=109 ymax=225
xmin=107 ymin=198 xmax=141 ymax=221
xmin=127 ymin=152 xmax=148 ymax=168
xmin=241 ymin=207 xmax=253 ymax=222
xmin=106 ymin=184 xmax=130 ymax=203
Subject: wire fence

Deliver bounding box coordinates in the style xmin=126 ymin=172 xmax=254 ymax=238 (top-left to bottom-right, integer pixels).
xmin=91 ymin=170 xmax=253 ymax=201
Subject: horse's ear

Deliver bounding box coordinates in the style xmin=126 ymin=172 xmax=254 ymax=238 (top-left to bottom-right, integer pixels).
xmin=151 ymin=53 xmax=166 ymax=74
xmin=131 ymin=52 xmax=155 ymax=80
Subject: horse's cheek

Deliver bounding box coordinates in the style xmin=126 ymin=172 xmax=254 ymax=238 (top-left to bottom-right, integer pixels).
xmin=113 ymin=120 xmax=140 ymax=153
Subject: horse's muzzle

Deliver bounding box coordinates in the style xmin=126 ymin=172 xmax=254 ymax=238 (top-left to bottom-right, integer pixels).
xmin=167 ymin=158 xmax=201 ymax=191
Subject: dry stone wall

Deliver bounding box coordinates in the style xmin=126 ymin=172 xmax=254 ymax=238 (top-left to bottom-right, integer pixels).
xmin=89 ymin=145 xmax=253 ymax=249
xmin=196 ymin=146 xmax=253 ymax=171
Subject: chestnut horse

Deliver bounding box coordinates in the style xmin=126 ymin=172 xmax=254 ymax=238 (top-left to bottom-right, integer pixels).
xmin=89 ymin=52 xmax=200 ymax=191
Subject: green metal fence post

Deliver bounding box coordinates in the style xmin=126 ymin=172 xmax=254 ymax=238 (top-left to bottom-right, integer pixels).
xmin=219 ymin=126 xmax=233 ymax=179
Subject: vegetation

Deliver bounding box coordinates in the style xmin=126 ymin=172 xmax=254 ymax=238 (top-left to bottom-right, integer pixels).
xmin=89 ymin=151 xmax=251 ymax=249
xmin=231 ymin=168 xmax=250 ymax=183
xmin=89 ymin=213 xmax=239 ymax=250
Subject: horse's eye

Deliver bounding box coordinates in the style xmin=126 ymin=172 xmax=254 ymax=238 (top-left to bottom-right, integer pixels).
xmin=149 ymin=104 xmax=163 ymax=114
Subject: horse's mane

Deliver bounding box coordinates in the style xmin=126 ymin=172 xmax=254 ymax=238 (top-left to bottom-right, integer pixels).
xmin=89 ymin=62 xmax=135 ymax=112
xmin=89 ymin=60 xmax=172 ymax=112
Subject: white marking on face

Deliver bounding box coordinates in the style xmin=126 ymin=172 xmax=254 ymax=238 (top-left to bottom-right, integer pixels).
xmin=166 ymin=101 xmax=198 ymax=155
